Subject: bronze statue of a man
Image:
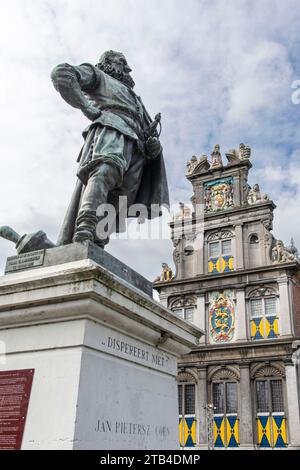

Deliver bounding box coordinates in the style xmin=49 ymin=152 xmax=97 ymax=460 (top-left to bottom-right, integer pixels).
xmin=51 ymin=50 xmax=169 ymax=247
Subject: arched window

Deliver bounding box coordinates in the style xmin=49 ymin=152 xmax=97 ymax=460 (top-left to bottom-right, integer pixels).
xmin=208 ymin=367 xmax=240 ymax=448
xmin=252 ymin=364 xmax=287 ymax=448
xmin=207 ymin=231 xmax=234 ymax=274
xmin=248 ymin=287 xmax=279 ymax=340
xmin=250 ymin=234 xmax=259 ymax=244
xmin=170 ymin=296 xmax=196 ymax=323
xmin=178 ymin=371 xmax=197 ymax=448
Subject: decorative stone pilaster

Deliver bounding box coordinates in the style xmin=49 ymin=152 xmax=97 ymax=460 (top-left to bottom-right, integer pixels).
xmin=194 ymin=294 xmax=206 ymax=341
xmin=192 ymin=181 xmax=203 ymax=206
xmin=233 ymin=175 xmax=241 ymax=206
xmin=285 ymin=361 xmax=300 ymax=449
xmin=239 ymin=364 xmax=254 ymax=449
xmin=235 ymin=288 xmax=247 ymax=341
xmin=194 ymin=227 xmax=205 ymax=276
xmin=278 ymin=278 xmax=293 ymax=337
xmin=159 ymin=292 xmax=169 ymax=308
xmin=196 ymin=367 xmax=208 ymax=449
xmin=234 ymin=224 xmax=244 ymax=269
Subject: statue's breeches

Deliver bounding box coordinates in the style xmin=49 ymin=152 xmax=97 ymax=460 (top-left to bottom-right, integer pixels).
xmin=73 ymin=124 xmax=145 ymax=245
xmin=74 ymin=163 xmax=120 ymax=245
xmin=77 ymin=125 xmax=136 ymax=185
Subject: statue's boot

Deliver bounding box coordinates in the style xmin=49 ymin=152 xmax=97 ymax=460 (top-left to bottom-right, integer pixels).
xmin=73 ymin=163 xmax=120 ymax=245
xmin=0 ymin=226 xmax=55 ymax=254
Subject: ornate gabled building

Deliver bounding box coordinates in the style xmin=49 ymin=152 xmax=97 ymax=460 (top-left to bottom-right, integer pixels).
xmin=154 ymin=144 xmax=300 ymax=450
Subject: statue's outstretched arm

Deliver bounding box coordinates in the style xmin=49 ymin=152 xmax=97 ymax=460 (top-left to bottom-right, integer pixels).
xmin=51 ymin=63 xmax=101 ymax=121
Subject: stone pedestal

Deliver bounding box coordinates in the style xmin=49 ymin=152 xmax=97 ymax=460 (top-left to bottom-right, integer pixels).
xmin=0 ymin=254 xmax=202 ymax=450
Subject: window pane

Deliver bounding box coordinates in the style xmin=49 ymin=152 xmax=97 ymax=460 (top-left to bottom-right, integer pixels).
xmin=250 ymin=299 xmax=263 ymax=318
xmin=213 ymin=383 xmax=224 ymax=414
xmin=221 ymin=239 xmax=232 ymax=255
xmin=178 ymin=385 xmax=183 ymax=415
xmin=209 ymin=242 xmax=220 ymax=258
xmin=184 ymin=384 xmax=195 ymax=414
xmin=271 ymin=380 xmax=284 ymax=412
xmin=184 ymin=307 xmax=194 ymax=322
xmin=265 ymin=297 xmax=276 ymax=317
xmin=256 ymin=380 xmax=269 ymax=412
xmin=226 ymin=382 xmax=237 ymax=413
xmin=173 ymin=308 xmax=184 ymax=319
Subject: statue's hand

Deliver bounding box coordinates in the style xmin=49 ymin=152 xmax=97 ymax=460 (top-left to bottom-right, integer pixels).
xmin=83 ymin=104 xmax=102 ymax=121
xmin=145 ymin=137 xmax=162 ymax=160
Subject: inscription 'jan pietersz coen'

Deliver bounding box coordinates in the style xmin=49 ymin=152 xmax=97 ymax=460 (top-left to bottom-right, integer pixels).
xmin=95 ymin=419 xmax=170 ymax=438
xmin=106 ymin=336 xmax=167 ymax=368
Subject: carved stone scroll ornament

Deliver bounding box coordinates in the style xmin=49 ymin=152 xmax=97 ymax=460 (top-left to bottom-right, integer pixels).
xmin=239 ymin=143 xmax=251 ymax=160
xmin=185 ymin=232 xmax=197 ymax=243
xmin=172 ymin=241 xmax=181 ymax=276
xmin=194 ymin=155 xmax=210 ymax=174
xmin=262 ymin=214 xmax=273 ymax=231
xmin=226 ymin=149 xmax=240 ymax=165
xmin=186 ymin=154 xmax=210 ymax=176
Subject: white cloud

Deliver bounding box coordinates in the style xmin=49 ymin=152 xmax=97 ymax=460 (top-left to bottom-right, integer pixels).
xmin=1 ymin=0 xmax=300 ymax=278
xmin=225 ymin=41 xmax=293 ymax=123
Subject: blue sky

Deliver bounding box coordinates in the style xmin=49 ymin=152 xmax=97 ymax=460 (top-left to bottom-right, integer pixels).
xmin=0 ymin=0 xmax=300 ymax=280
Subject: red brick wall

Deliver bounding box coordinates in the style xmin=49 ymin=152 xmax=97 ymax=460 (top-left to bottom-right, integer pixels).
xmin=292 ymin=279 xmax=300 ymax=336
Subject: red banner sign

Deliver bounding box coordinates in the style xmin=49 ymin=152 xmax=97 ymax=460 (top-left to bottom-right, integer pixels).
xmin=0 ymin=369 xmax=34 ymax=450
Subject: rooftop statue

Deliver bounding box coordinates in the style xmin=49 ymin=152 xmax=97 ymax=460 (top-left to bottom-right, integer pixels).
xmin=174 ymin=202 xmax=192 ymax=220
xmin=226 ymin=143 xmax=251 ymax=164
xmin=154 ymin=262 xmax=174 ymax=283
xmin=272 ymin=239 xmax=297 ymax=264
xmin=210 ymin=144 xmax=223 ymax=168
xmin=0 ymin=50 xmax=169 ymax=252
xmin=247 ymin=183 xmax=269 ymax=205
